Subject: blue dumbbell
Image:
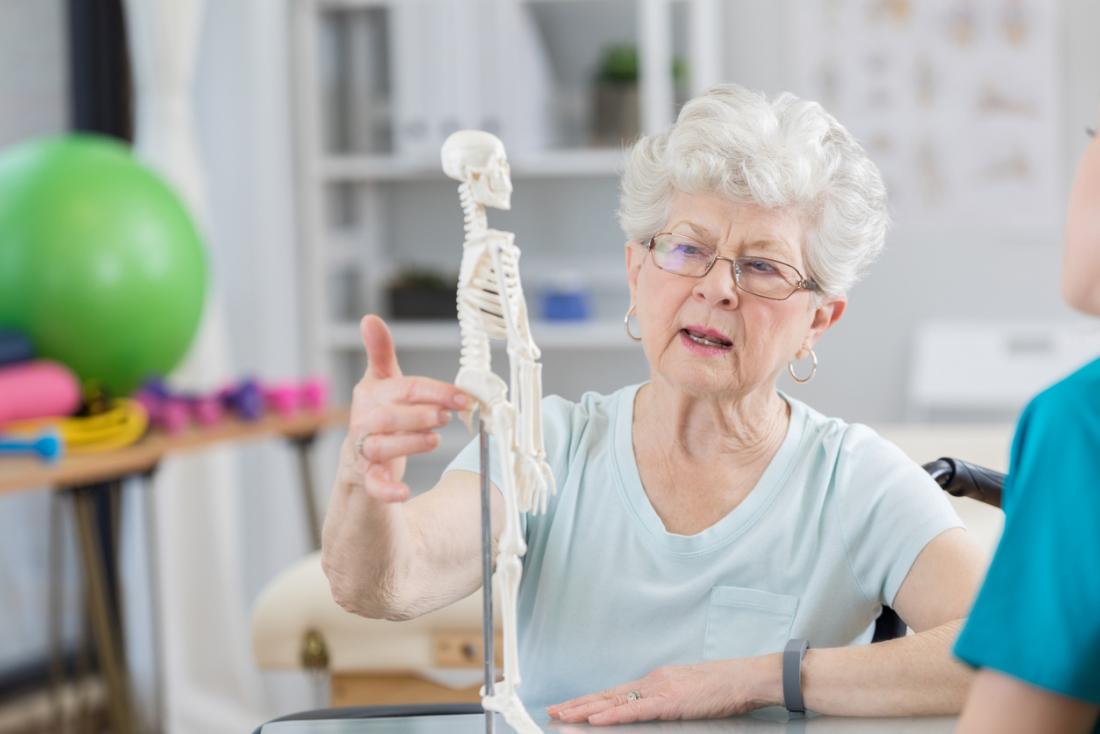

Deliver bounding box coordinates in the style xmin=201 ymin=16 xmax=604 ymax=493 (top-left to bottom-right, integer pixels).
xmin=0 ymin=430 xmax=63 ymax=463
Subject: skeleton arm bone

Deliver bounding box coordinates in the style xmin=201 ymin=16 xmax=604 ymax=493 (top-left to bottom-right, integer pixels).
xmin=487 ymin=243 xmax=556 ymax=514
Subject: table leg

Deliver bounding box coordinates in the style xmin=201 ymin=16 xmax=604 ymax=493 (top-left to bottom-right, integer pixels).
xmin=72 ymin=486 xmax=135 ymax=734
xmin=48 ymin=492 xmax=66 ymax=732
xmin=107 ymin=481 xmax=129 ymax=651
xmin=291 ymin=434 xmax=321 ymax=550
xmin=140 ymin=468 xmax=166 ymax=734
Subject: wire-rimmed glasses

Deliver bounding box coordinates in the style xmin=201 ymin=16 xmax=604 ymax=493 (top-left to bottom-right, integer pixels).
xmin=645 ymin=232 xmax=819 ymax=301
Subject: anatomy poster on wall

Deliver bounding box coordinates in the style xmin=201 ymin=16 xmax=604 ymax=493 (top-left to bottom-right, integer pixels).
xmin=791 ymin=0 xmax=1060 ymax=231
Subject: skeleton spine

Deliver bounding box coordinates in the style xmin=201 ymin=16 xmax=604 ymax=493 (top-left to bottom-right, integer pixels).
xmin=457 ymin=180 xmax=490 ymax=374
xmin=458 ymin=181 xmax=487 ymax=235
xmin=458 ymin=299 xmax=492 ymax=371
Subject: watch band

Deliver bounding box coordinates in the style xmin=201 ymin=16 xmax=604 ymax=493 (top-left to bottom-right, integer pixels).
xmin=782 ymin=638 xmax=810 ymax=715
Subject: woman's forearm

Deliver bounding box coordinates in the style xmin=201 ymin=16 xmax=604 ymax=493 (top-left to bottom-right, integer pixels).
xmin=748 ymin=620 xmax=974 ymax=716
xmin=320 ymin=437 xmax=418 ymax=620
xmin=799 ymin=619 xmax=974 ymax=716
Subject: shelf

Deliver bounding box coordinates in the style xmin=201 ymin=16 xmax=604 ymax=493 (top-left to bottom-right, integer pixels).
xmin=314 ymin=0 xmax=631 ymax=10
xmin=319 ymin=148 xmax=625 ymax=182
xmin=326 ymin=319 xmax=636 ymax=350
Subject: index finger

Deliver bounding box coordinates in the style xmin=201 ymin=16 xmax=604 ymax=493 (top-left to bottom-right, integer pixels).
xmin=368 ymin=376 xmax=470 ymax=411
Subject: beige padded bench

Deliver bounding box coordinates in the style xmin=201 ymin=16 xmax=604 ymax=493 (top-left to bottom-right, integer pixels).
xmin=250 ymin=423 xmax=1011 ymax=707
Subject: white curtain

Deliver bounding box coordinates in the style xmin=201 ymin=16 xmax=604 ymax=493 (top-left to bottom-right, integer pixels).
xmin=123 ymin=1 xmax=313 ymax=731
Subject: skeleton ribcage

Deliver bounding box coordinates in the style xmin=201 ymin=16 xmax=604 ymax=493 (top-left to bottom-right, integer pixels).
xmin=458 ymin=240 xmax=525 ymax=372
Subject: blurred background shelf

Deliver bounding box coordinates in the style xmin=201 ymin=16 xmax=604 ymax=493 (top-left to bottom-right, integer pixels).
xmin=320 ymin=148 xmax=626 ymax=182
xmin=292 ymin=0 xmax=721 ymax=406
xmin=326 ymin=319 xmax=634 ymax=351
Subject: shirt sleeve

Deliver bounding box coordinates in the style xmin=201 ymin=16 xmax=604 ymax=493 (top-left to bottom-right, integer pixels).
xmin=443 ymin=394 xmax=574 ymax=523
xmin=444 ymin=423 xmax=504 ymax=489
xmin=834 ymin=424 xmax=965 ymax=607
xmin=954 ymin=382 xmax=1100 ymax=704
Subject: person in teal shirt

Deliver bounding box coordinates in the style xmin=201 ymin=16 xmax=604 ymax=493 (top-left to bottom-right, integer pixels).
xmin=955 ymin=114 xmax=1100 ymax=733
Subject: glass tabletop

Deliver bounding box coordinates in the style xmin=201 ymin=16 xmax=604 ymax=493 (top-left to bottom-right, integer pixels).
xmin=259 ymin=711 xmax=958 ymax=733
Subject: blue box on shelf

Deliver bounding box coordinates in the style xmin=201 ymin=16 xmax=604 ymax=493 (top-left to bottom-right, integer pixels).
xmin=540 ymin=289 xmax=591 ymax=322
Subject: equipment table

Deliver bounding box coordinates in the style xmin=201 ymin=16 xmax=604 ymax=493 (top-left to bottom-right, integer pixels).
xmin=0 ymin=406 xmax=349 ymax=734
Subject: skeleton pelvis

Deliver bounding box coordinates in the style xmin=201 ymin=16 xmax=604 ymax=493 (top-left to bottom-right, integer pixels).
xmin=455 ymin=368 xmax=508 ymax=415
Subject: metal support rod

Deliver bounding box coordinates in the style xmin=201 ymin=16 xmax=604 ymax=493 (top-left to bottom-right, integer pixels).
xmin=73 ymin=488 xmax=135 ymax=734
xmin=293 ymin=434 xmax=322 ymax=550
xmin=479 ymin=423 xmax=495 ymax=734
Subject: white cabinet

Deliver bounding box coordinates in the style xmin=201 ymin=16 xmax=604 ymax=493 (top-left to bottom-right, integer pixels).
xmin=290 ymin=0 xmax=722 ymax=417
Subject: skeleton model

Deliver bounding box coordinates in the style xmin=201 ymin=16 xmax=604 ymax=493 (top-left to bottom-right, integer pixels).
xmin=441 ymin=130 xmax=555 ymax=734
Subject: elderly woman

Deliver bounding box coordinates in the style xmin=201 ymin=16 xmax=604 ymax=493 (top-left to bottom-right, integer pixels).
xmin=322 ymin=84 xmax=986 ymax=725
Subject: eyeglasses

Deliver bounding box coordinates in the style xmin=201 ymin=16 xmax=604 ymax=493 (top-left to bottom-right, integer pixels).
xmin=645 ymin=232 xmax=819 ymax=301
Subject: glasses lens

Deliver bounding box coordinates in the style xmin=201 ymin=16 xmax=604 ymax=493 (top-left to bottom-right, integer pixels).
xmin=736 ymin=257 xmax=801 ymax=299
xmin=650 ymin=234 xmax=713 ymax=276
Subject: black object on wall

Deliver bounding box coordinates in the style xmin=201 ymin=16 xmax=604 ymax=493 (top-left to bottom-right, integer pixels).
xmin=67 ymin=0 xmax=132 ymax=141
xmin=66 ymin=0 xmax=135 ymax=694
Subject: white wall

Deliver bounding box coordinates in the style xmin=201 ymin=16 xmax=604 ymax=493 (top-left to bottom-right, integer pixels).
xmin=0 ymin=0 xmax=72 ymax=677
xmin=721 ymin=0 xmax=1100 ymax=423
xmin=0 ymin=0 xmax=67 ymax=148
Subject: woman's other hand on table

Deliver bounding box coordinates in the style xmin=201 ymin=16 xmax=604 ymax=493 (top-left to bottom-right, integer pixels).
xmin=546 ymin=656 xmax=782 ymax=725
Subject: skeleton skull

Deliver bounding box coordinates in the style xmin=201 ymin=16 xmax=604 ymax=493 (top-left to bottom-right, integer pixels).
xmin=441 ymin=130 xmax=513 ymax=210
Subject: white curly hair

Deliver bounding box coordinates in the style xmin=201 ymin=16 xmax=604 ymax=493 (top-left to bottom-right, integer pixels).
xmin=618 ymin=83 xmax=889 ymax=296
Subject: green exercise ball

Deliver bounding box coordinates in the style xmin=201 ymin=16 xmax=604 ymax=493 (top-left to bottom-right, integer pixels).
xmin=0 ymin=135 xmax=207 ymax=397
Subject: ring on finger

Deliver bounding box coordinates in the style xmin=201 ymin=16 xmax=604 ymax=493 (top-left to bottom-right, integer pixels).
xmin=354 ymin=432 xmax=369 ymax=458
xmin=626 ymin=690 xmax=642 ymax=703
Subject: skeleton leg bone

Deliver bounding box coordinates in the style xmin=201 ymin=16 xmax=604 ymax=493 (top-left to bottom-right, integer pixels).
xmin=478 ymin=403 xmax=541 ymax=734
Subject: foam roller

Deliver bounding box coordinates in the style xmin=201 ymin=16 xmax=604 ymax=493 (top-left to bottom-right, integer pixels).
xmin=0 ymin=360 xmax=81 ymax=425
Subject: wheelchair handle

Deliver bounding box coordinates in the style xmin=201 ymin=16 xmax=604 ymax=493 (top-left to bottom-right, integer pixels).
xmin=921 ymin=457 xmax=1004 ymax=509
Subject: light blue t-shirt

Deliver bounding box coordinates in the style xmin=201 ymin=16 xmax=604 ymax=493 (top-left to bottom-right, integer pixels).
xmin=955 ymin=357 xmax=1100 ymax=728
xmin=445 ymin=383 xmax=962 ymax=709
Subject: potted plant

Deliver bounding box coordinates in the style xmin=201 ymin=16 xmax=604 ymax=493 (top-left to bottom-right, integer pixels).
xmin=386 ymin=267 xmax=458 ymax=320
xmin=590 ymin=44 xmax=688 ymax=146
xmin=591 ymin=44 xmax=640 ymax=147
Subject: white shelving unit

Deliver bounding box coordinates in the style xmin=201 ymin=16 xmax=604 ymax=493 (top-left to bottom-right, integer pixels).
xmin=291 ymin=0 xmax=722 ymax=401
xmin=327 ymin=318 xmax=635 ymax=351
xmin=320 ymin=147 xmax=627 ymax=182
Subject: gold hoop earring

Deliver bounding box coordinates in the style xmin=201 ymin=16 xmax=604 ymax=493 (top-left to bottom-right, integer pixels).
xmin=624 ymin=304 xmax=641 ymax=342
xmin=788 ymin=349 xmax=818 ymax=384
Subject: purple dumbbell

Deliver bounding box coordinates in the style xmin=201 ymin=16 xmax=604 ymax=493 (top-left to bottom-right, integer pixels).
xmin=219 ymin=378 xmax=264 ymax=421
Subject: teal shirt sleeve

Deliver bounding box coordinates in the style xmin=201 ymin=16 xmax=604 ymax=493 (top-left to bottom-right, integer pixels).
xmin=954 ymin=358 xmax=1100 ymax=706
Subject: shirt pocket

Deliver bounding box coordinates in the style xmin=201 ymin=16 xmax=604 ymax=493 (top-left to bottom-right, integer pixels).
xmin=703 ymin=585 xmax=799 ymax=660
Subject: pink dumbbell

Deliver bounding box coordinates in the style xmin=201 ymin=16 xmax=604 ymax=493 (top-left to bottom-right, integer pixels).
xmin=263 ymin=377 xmax=329 ymax=416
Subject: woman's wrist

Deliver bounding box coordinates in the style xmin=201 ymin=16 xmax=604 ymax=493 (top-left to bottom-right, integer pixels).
xmin=749 ymin=653 xmax=785 ymax=708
